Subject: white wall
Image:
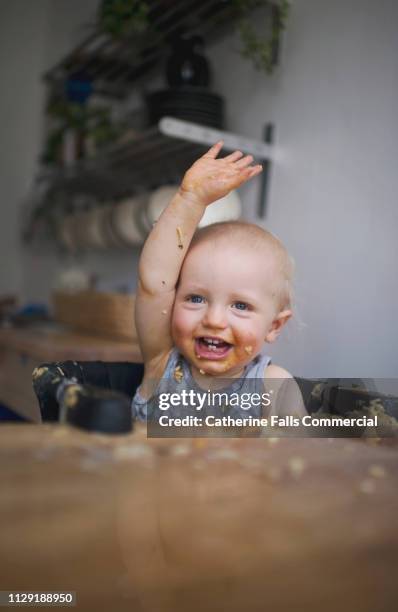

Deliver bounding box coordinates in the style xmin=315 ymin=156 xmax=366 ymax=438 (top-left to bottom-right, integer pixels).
xmin=209 ymin=0 xmax=398 ymax=377
xmin=0 ymin=0 xmax=49 ymax=297
xmin=0 ymin=0 xmax=397 ymax=377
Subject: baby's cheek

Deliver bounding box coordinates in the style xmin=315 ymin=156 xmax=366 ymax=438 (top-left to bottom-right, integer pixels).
xmin=233 ymin=328 xmax=262 ymax=358
xmin=171 ymin=306 xmax=194 ymax=340
xmin=171 ymin=313 xmax=183 ymax=343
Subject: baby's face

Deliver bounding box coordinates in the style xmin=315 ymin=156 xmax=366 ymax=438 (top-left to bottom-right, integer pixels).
xmin=172 ymin=240 xmax=284 ymax=379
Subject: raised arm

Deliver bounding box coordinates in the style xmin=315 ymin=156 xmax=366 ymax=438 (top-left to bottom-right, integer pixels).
xmin=135 ymin=142 xmax=262 ymax=365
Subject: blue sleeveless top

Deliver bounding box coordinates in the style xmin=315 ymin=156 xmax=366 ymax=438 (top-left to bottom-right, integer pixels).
xmin=132 ymin=348 xmax=271 ymax=422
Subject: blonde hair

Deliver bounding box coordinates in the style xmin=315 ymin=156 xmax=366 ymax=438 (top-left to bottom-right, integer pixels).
xmin=190 ymin=221 xmax=295 ymax=311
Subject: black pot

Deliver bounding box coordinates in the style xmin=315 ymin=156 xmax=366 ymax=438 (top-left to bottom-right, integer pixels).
xmin=166 ymin=35 xmax=210 ymax=88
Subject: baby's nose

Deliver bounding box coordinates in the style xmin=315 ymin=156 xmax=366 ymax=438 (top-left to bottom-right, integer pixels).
xmin=202 ymin=304 xmax=228 ymax=329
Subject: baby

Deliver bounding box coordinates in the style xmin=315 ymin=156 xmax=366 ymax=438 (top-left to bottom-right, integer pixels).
xmin=133 ymin=142 xmax=306 ymax=423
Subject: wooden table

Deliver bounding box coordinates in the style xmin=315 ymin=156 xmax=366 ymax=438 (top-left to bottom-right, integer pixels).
xmin=0 ymin=327 xmax=141 ymax=422
xmin=1 ymin=424 xmax=397 ymax=611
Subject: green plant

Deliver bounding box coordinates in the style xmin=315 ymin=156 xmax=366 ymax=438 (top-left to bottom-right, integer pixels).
xmin=43 ymin=99 xmax=123 ymax=162
xmin=96 ymin=0 xmax=289 ymax=74
xmin=98 ymin=0 xmax=149 ymax=38
xmin=47 ymin=99 xmax=90 ymax=129
xmin=47 ymin=99 xmax=112 ymax=130
xmin=233 ymin=0 xmax=290 ymax=74
xmin=87 ymin=114 xmax=127 ymax=149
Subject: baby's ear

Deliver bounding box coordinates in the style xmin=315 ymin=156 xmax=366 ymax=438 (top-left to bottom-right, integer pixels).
xmin=265 ymin=309 xmax=292 ymax=343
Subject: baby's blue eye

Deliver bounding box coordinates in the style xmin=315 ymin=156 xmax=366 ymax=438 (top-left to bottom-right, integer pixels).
xmin=232 ymin=301 xmax=249 ymax=311
xmin=188 ymin=294 xmax=205 ymax=303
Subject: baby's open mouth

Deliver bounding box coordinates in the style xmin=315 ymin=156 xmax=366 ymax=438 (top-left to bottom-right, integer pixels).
xmin=195 ymin=337 xmax=232 ymax=360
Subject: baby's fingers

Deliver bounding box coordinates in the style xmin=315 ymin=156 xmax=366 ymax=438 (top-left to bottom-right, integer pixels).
xmin=224 ymin=150 xmax=244 ymax=162
xmin=245 ymin=164 xmax=263 ymax=179
xmin=203 ymin=141 xmax=224 ymax=159
xmin=235 ymin=154 xmax=254 ymax=169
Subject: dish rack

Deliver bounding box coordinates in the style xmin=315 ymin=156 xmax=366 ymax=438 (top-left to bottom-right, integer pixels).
xmin=35 ymin=117 xmax=274 ymax=225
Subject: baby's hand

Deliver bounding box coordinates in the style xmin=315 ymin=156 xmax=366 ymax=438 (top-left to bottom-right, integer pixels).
xmin=179 ymin=141 xmax=263 ymax=207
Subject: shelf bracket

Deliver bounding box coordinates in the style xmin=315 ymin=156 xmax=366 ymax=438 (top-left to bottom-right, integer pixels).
xmin=258 ymin=123 xmax=274 ymax=218
xmin=159 ymin=117 xmax=273 ymax=161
